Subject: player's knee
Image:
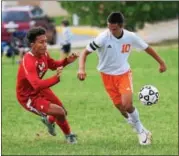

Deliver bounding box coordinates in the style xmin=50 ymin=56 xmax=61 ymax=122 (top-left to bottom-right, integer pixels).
xmin=115 ymin=103 xmax=127 ymax=113
xmin=116 ymin=101 xmax=130 ymax=112
xmin=55 ymin=110 xmax=66 ymax=121
xmin=121 ymin=100 xmax=133 ymax=111
xmin=57 ymin=107 xmax=66 ymax=116
xmin=115 ymin=103 xmax=125 ymax=112
xmin=115 ymin=103 xmax=123 ymax=110
xmin=124 ymin=104 xmax=134 ymax=113
xmin=47 ymin=103 xmax=66 ymax=119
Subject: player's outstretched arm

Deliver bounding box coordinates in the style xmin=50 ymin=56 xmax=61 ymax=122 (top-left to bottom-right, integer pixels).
xmin=47 ymin=52 xmax=78 ymax=70
xmin=66 ymin=52 xmax=79 ymax=64
xmin=145 ymin=46 xmax=167 ymax=73
xmin=77 ymin=49 xmax=91 ymax=81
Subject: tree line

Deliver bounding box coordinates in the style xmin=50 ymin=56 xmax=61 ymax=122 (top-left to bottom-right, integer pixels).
xmin=60 ymin=1 xmax=178 ymax=31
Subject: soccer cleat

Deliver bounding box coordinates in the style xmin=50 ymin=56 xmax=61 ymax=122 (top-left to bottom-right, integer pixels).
xmin=138 ymin=129 xmax=152 ymax=145
xmin=65 ymin=133 xmax=77 ymax=144
xmin=41 ymin=116 xmax=56 ymax=136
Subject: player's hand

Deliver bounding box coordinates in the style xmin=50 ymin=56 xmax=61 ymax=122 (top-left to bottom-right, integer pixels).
xmin=159 ymin=61 xmax=167 ymax=73
xmin=56 ymin=67 xmax=63 ymax=78
xmin=67 ymin=52 xmax=79 ymax=63
xmin=77 ymin=69 xmax=86 ymax=81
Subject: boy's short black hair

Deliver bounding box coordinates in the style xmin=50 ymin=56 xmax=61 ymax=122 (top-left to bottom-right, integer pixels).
xmin=26 ymin=26 xmax=46 ymax=44
xmin=107 ymin=12 xmax=124 ymax=24
xmin=61 ymin=20 xmax=70 ymax=26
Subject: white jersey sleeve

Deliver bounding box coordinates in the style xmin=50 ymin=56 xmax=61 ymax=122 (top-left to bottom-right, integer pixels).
xmin=132 ymin=33 xmax=148 ymax=51
xmin=86 ymin=31 xmax=107 ymax=52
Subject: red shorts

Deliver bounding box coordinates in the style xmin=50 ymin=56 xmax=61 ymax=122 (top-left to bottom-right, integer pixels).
xmin=19 ymin=88 xmax=63 ymax=115
xmin=100 ymin=70 xmax=133 ymax=105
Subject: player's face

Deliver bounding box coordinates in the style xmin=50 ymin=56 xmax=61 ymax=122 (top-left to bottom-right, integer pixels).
xmin=108 ymin=23 xmax=123 ymax=37
xmin=31 ymin=34 xmax=47 ymax=55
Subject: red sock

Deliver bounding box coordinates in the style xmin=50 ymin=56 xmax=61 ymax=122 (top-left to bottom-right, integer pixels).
xmin=56 ymin=119 xmax=71 ymax=135
xmin=47 ymin=115 xmax=56 ymax=124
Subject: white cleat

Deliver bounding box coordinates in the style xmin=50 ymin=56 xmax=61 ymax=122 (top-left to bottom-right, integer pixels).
xmin=138 ymin=129 xmax=152 ymax=145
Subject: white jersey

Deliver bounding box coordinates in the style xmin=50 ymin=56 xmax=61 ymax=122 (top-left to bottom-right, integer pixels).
xmin=86 ymin=29 xmax=148 ymax=75
xmin=62 ymin=27 xmax=72 ymax=45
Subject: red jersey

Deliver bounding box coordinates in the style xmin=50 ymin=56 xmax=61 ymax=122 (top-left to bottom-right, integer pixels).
xmin=16 ymin=51 xmax=68 ymax=104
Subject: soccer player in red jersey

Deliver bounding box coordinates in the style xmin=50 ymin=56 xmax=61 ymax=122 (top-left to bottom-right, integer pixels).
xmin=16 ymin=27 xmax=78 ymax=144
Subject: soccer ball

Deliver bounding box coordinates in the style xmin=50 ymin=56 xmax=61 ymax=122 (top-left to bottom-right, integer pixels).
xmin=139 ymin=85 xmax=159 ymax=106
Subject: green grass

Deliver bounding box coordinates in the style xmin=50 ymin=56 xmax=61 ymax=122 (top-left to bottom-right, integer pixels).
xmin=2 ymin=43 xmax=178 ymax=155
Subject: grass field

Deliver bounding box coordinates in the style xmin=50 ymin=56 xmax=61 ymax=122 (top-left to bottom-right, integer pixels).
xmin=2 ymin=43 xmax=178 ymax=155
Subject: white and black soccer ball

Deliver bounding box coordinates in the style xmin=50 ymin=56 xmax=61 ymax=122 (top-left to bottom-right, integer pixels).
xmin=139 ymin=85 xmax=159 ymax=106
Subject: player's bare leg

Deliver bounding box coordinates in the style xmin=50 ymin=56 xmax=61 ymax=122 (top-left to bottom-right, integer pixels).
xmin=41 ymin=103 xmax=66 ymax=136
xmin=115 ymin=104 xmax=128 ymax=118
xmin=45 ymin=103 xmax=77 ymax=144
xmin=115 ymin=103 xmax=135 ymax=131
xmin=118 ymin=93 xmax=152 ymax=145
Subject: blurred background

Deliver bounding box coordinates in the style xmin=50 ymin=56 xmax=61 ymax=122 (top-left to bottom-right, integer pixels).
xmin=1 ymin=1 xmax=178 ymax=57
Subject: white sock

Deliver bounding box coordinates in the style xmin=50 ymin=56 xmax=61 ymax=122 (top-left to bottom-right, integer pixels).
xmin=127 ymin=108 xmax=144 ymax=133
xmin=124 ymin=117 xmax=133 ymax=124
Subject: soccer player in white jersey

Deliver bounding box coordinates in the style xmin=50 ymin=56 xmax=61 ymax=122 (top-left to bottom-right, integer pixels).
xmin=77 ymin=12 xmax=167 ymax=145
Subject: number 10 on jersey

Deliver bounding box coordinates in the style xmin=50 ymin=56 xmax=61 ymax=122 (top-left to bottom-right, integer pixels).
xmin=122 ymin=44 xmax=131 ymax=53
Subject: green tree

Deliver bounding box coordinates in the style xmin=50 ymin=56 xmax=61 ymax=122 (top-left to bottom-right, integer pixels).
xmin=60 ymin=1 xmax=178 ymax=31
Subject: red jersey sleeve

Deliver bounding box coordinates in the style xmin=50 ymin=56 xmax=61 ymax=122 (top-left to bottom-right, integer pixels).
xmin=46 ymin=52 xmax=69 ymax=70
xmin=23 ymin=55 xmax=60 ymax=92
